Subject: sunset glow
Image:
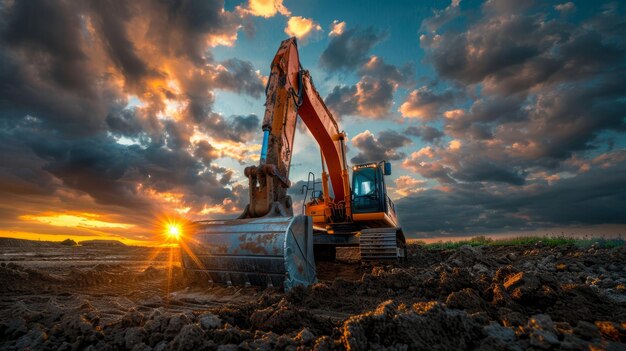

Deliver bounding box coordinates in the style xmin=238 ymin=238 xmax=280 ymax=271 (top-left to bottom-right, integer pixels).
xmin=0 ymin=0 xmax=624 ymax=246
xmin=19 ymin=213 xmax=134 ymax=230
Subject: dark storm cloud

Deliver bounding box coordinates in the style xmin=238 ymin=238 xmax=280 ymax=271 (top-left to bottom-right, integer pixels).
xmin=397 ymin=0 xmax=626 ymax=235
xmin=397 ymin=157 xmax=626 ymax=234
xmin=424 ymin=15 xmax=550 ymax=88
xmin=194 ymin=140 xmax=219 ymax=166
xmin=377 ymin=130 xmax=413 ymax=150
xmin=354 ymin=78 xmax=394 ymax=118
xmin=398 ymin=86 xmax=458 ymax=120
xmin=89 ymin=1 xmax=152 ymax=85
xmin=105 ymin=109 xmax=145 ymax=138
xmin=320 ymin=25 xmax=413 ymax=119
xmin=404 ymin=125 xmax=444 ymax=143
xmin=0 ymin=0 xmax=263 ymax=132
xmin=350 ymin=130 xmax=411 ymax=164
xmin=324 ymin=77 xmax=397 ymax=119
xmin=422 ymin=2 xmax=625 ymax=95
xmin=2 ymin=0 xmax=92 ymax=92
xmin=418 ymin=0 xmax=626 ymax=165
xmin=0 ymin=117 xmax=232 ymax=213
xmin=451 ymin=159 xmax=525 ymax=185
xmin=401 ymin=148 xmax=457 ymax=185
xmin=322 ymin=56 xmax=414 ymax=120
xmin=444 ymin=95 xmax=526 ymax=140
xmin=0 ymin=0 xmax=120 ymax=135
xmin=324 ymin=85 xmax=358 ymax=118
xmin=213 ymin=59 xmax=265 ymax=98
xmin=357 ymin=56 xmax=415 ymax=88
xmin=319 ymin=26 xmax=386 ymax=72
xmin=204 ymin=114 xmax=260 ymax=143
xmin=0 ymin=0 xmax=265 ymax=239
xmin=144 ymin=0 xmax=241 ymax=63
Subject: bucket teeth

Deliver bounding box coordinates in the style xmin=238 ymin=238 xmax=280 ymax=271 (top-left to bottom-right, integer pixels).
xmin=359 ymin=228 xmax=405 ymax=261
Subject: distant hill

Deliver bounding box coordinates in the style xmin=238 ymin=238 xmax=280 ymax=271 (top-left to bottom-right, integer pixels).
xmin=78 ymin=240 xmax=127 ymax=247
xmin=0 ymin=237 xmax=129 ymax=248
xmin=0 ymin=237 xmax=58 ymax=248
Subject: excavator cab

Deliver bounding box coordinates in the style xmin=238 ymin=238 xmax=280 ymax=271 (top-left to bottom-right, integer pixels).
xmin=351 ymin=162 xmax=391 ymax=214
xmin=351 ymin=161 xmax=399 ymax=229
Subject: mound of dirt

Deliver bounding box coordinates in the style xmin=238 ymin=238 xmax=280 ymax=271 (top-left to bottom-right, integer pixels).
xmin=1 ymin=242 xmax=625 ymax=350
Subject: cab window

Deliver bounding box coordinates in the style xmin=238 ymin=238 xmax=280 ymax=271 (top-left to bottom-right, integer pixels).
xmin=353 ymin=168 xmax=376 ymax=196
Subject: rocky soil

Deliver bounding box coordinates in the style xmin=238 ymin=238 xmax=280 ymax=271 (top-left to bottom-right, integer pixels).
xmin=1 ymin=241 xmax=625 ymax=350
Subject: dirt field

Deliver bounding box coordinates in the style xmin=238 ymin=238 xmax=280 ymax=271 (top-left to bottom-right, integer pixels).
xmin=1 ymin=238 xmax=625 ymax=350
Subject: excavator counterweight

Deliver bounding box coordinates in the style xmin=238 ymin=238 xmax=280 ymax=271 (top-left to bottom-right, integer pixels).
xmin=180 ymin=38 xmax=406 ymax=290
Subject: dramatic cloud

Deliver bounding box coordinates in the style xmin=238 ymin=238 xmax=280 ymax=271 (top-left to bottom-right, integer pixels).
xmin=404 ymin=125 xmax=445 ymax=143
xmin=398 ymin=86 xmax=457 ymax=120
xmin=1 ymin=0 xmax=625 ymax=242
xmin=421 ymin=3 xmax=626 ymax=166
xmin=393 ymin=176 xmax=427 ymax=197
xmin=397 ymin=155 xmax=626 ymax=234
xmin=350 ymin=130 xmax=411 ymax=164
xmin=0 ymin=0 xmax=267 ymax=243
xmin=351 ymin=78 xmax=395 ymax=118
xmin=319 ymin=26 xmax=386 ymax=72
xmin=358 ymin=56 xmax=414 ymax=87
xmin=393 ymin=0 xmax=626 ymax=235
xmin=325 ymin=78 xmax=396 ymax=119
xmin=324 ymin=85 xmax=359 ymax=118
xmin=329 ymin=20 xmax=346 ymax=37
xmin=324 ymin=55 xmax=415 ymax=119
xmin=284 ymin=16 xmax=322 ymax=40
xmin=241 ymin=0 xmax=291 ymax=18
xmin=212 ymin=59 xmax=266 ymax=98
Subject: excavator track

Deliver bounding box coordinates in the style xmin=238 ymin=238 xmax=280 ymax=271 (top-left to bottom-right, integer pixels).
xmin=359 ymin=228 xmax=406 ymax=261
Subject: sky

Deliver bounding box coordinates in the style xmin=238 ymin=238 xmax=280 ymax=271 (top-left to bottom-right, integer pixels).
xmin=0 ymin=0 xmax=625 ymax=245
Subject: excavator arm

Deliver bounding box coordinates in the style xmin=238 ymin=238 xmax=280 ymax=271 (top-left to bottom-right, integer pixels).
xmin=242 ymin=37 xmax=351 ymax=221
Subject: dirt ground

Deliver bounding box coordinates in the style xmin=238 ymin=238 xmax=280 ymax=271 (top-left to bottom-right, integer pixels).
xmin=1 ymin=238 xmax=625 ymax=350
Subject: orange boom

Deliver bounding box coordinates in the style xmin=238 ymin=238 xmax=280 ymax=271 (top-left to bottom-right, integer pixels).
xmin=181 ymin=38 xmax=406 ymax=290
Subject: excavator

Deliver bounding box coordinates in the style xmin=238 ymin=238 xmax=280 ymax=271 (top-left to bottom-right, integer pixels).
xmin=180 ymin=38 xmax=406 ymax=290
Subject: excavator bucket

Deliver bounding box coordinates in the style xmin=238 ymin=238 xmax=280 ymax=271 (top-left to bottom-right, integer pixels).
xmin=180 ymin=215 xmax=316 ymax=291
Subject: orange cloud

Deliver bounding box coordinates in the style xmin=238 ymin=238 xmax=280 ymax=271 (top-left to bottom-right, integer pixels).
xmin=190 ymin=128 xmax=261 ymax=163
xmin=243 ymin=0 xmax=291 ymax=18
xmin=206 ymin=31 xmax=240 ymax=48
xmin=284 ymin=16 xmax=322 ymax=40
xmin=200 ymin=198 xmax=240 ymax=215
xmin=448 ymin=139 xmax=462 ymax=151
xmin=415 ymin=146 xmax=435 ymax=159
xmin=329 ymin=20 xmax=346 ymax=37
xmin=399 ymin=86 xmax=454 ymax=120
xmin=399 ymin=90 xmax=433 ymax=119
xmin=443 ymin=109 xmax=465 ymax=119
xmin=394 ymin=176 xmax=427 ymax=197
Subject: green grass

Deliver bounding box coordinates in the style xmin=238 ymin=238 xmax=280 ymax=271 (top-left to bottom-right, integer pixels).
xmin=411 ymin=235 xmax=625 ymax=250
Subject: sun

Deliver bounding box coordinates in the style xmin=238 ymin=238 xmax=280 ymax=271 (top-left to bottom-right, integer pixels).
xmin=165 ymin=223 xmax=182 ymax=241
